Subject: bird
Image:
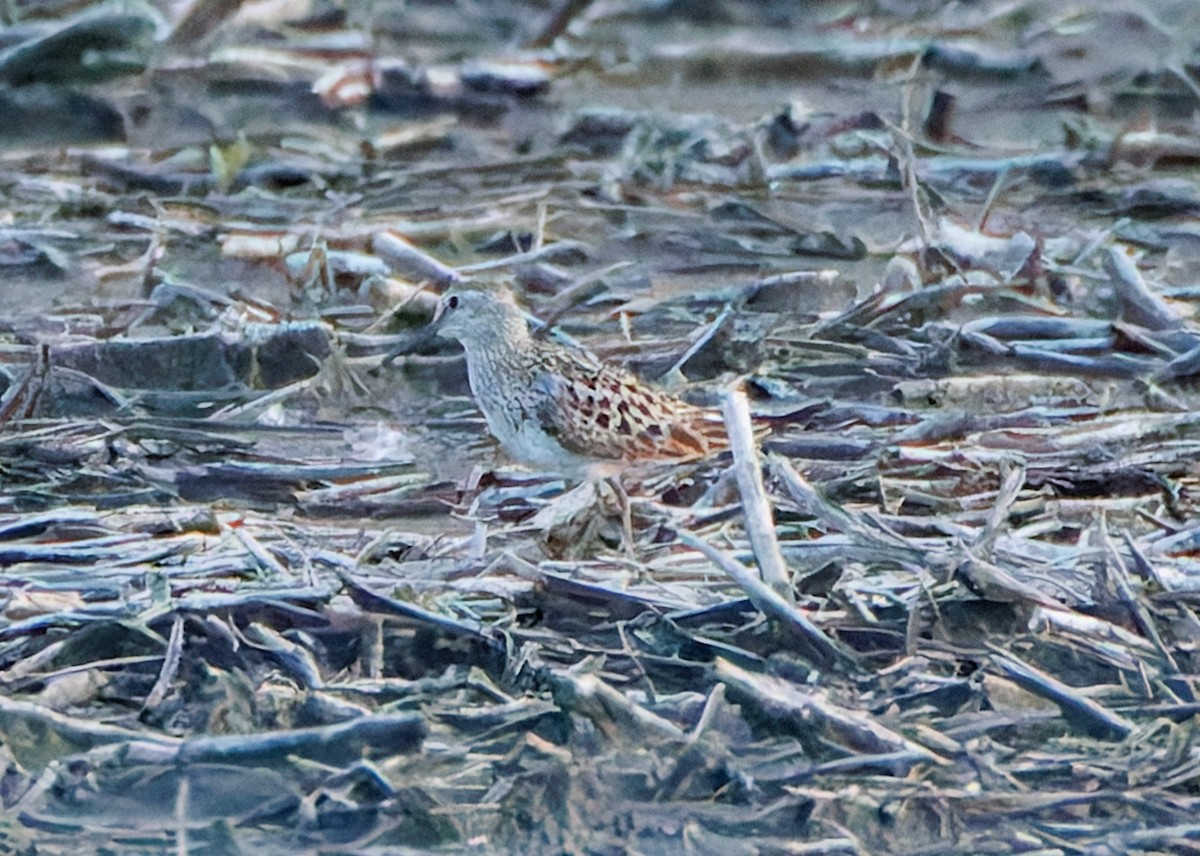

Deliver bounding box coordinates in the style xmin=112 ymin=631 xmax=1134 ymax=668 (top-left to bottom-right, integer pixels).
xmin=431 ymin=285 xmax=735 ymax=479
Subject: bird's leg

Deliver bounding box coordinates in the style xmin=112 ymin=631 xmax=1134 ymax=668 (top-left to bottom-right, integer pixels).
xmin=616 ymin=477 xmax=636 ymax=560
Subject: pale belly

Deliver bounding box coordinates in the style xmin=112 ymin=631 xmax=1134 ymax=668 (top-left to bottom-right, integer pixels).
xmin=485 ymin=407 xmax=590 ymax=472
xmin=467 ymin=351 xmax=597 ymax=474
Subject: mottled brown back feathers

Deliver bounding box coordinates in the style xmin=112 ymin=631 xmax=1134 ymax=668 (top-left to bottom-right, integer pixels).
xmin=534 ymin=348 xmax=731 ymax=464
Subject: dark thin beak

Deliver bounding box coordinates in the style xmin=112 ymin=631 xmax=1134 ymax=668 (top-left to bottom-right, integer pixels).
xmin=430 ymin=296 xmax=448 ymax=326
xmin=382 ymin=298 xmax=445 ymax=367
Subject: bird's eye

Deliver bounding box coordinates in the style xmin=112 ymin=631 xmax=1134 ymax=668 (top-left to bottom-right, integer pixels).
xmin=447 ymin=295 xmax=459 ymax=310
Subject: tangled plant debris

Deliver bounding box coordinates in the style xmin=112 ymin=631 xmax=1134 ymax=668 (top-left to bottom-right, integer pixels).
xmin=1 ymin=0 xmax=1200 ymax=853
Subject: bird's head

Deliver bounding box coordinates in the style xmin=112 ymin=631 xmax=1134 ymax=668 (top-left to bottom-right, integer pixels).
xmin=432 ymin=286 xmax=531 ymax=347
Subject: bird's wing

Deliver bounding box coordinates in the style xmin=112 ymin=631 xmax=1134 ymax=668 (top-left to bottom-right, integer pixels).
xmin=532 ymin=351 xmax=730 ymax=462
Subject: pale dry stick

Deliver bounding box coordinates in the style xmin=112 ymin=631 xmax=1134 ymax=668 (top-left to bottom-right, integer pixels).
xmin=1105 ymin=245 xmax=1184 ymax=331
xmin=0 ymin=635 xmax=66 ymax=683
xmin=686 ymin=683 xmax=728 ymax=745
xmin=169 ymin=0 xmax=241 ymax=46
xmin=0 ymin=693 xmax=171 ymax=752
xmin=533 ymin=198 xmax=548 ymax=253
xmin=720 ymin=387 xmax=790 ymax=597
xmin=208 ymin=364 xmax=329 ymax=421
xmin=974 ymin=457 xmax=1026 ymax=556
xmin=362 ymin=616 xmax=384 ymax=680
xmin=1071 ymin=217 xmax=1128 ymax=268
xmin=987 ymin=646 xmax=1134 ymax=740
xmin=894 ymin=51 xmax=936 ymax=248
xmin=1168 ymin=62 xmax=1200 ymax=107
xmin=525 ymin=0 xmax=598 ymax=49
xmin=975 ymin=165 xmax=1011 ymax=234
xmin=538 ymin=260 xmax=634 ymax=324
xmin=553 ymin=671 xmax=686 ymax=741
xmin=34 ymin=656 xmax=165 ymax=689
xmin=1121 ymin=530 xmax=1169 ymax=592
xmin=955 ymin=552 xmax=1072 ymax=610
xmin=1106 ymin=823 xmax=1200 ymax=853
xmin=1034 ymin=607 xmax=1158 ymax=664
xmin=455 ymin=239 xmax=591 ymax=275
xmin=771 ymin=454 xmax=922 ymax=560
xmin=143 ymin=614 xmax=185 ymax=712
xmin=174 ymin=774 xmax=190 ymax=856
xmin=676 ymin=530 xmax=851 ymax=668
xmin=0 ymin=345 xmax=49 ymax=426
xmin=664 ymin=305 xmax=733 ymax=380
xmin=231 ymin=523 xmax=291 ymax=578
xmin=372 ymin=231 xmax=461 ymax=287
xmin=242 ymin=622 xmax=325 ymax=689
xmin=1101 ymin=522 xmax=1179 ymax=672
xmin=715 ymin=658 xmax=945 ymax=763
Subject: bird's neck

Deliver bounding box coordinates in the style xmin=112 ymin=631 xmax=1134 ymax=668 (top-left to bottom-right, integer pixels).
xmin=460 ymin=316 xmax=536 ymax=374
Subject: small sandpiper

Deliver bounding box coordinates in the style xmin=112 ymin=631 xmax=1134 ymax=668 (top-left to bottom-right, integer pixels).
xmin=431 ymin=285 xmax=733 ymax=479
